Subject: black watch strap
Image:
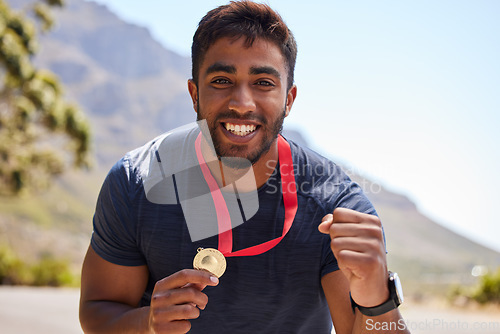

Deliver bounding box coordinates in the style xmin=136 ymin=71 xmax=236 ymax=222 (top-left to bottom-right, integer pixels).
xmin=350 ymin=293 xmax=399 ymax=316
xmin=350 ymin=272 xmax=402 ymax=317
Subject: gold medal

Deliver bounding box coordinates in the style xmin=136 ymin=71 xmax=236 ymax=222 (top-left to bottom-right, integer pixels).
xmin=193 ymin=248 xmax=226 ymax=278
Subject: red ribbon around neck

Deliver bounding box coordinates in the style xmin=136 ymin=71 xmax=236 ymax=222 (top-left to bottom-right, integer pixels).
xmin=194 ymin=133 xmax=298 ymax=257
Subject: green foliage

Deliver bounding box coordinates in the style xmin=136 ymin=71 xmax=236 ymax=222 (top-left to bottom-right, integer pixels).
xmin=448 ymin=267 xmax=500 ymax=306
xmin=31 ymin=254 xmax=77 ymax=286
xmin=0 ymin=243 xmax=32 ymax=284
xmin=0 ymin=243 xmax=78 ymax=287
xmin=44 ymin=0 xmax=65 ymax=7
xmin=471 ymin=268 xmax=500 ymax=304
xmin=0 ymin=0 xmax=91 ymax=195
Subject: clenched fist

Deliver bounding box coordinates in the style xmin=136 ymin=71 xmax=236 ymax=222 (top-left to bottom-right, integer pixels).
xmin=318 ymin=207 xmax=389 ymax=308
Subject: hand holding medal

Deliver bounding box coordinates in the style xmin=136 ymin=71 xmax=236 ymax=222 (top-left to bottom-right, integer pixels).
xmin=148 ymin=269 xmax=219 ymax=333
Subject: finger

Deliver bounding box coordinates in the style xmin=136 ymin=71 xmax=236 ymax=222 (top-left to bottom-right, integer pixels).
xmin=150 ymin=318 xmax=192 ymax=334
xmin=181 ymin=282 xmax=208 ymax=309
xmin=156 ymin=269 xmax=219 ymax=291
xmin=328 ymin=223 xmax=357 ymax=239
xmin=183 ymin=282 xmax=209 ymax=291
xmin=168 ymin=320 xmax=192 ymax=334
xmin=335 ymin=249 xmax=383 ymax=279
xmin=159 ymin=303 xmax=201 ymax=322
xmin=330 ymin=237 xmax=382 ymax=256
xmin=152 ymin=287 xmax=210 ymax=310
xmin=329 ymin=222 xmax=384 ymax=240
xmin=318 ymin=213 xmax=333 ymax=234
xmin=332 ymin=208 xmax=380 ymax=226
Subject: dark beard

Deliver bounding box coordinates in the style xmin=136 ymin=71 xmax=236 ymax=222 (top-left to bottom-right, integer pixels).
xmin=196 ymin=105 xmax=286 ymax=169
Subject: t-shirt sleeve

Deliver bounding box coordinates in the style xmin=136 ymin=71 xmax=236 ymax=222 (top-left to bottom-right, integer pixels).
xmin=90 ymin=158 xmax=146 ymax=266
xmin=320 ymin=233 xmax=339 ymax=277
xmin=335 ymin=179 xmax=377 ymax=216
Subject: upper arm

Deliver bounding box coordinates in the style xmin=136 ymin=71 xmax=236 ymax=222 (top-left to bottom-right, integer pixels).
xmin=321 ymin=270 xmax=355 ymax=334
xmin=80 ymin=245 xmax=149 ymax=308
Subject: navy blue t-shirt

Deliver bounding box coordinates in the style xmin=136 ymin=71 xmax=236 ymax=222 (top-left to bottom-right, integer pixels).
xmin=91 ymin=124 xmax=376 ymax=333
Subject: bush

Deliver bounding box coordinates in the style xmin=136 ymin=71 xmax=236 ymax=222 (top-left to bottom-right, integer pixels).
xmin=31 ymin=254 xmax=78 ymax=286
xmin=0 ymin=244 xmax=34 ymax=284
xmin=471 ymin=268 xmax=500 ymax=304
xmin=0 ymin=243 xmax=78 ymax=287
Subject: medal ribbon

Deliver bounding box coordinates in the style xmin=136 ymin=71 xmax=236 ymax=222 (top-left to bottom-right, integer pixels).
xmin=194 ymin=133 xmax=298 ymax=257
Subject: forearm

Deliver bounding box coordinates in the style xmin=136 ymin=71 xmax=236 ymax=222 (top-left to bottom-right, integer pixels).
xmin=80 ymin=300 xmax=150 ymax=334
xmin=353 ymin=308 xmax=410 ymax=334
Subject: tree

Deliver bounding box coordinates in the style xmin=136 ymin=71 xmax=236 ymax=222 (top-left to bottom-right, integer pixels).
xmin=0 ymin=0 xmax=90 ymax=195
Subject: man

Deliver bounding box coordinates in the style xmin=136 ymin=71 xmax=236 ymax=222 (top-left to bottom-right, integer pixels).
xmin=80 ymin=1 xmax=410 ymax=333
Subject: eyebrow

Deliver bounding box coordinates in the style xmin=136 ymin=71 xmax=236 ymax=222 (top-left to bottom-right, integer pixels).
xmin=205 ymin=63 xmax=281 ymax=80
xmin=206 ymin=62 xmax=236 ymax=75
xmin=249 ymin=66 xmax=281 ymax=80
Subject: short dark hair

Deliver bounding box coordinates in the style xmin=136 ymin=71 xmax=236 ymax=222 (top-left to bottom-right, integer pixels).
xmin=191 ymin=0 xmax=297 ymax=91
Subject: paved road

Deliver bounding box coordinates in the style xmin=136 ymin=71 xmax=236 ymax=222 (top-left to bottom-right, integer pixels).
xmin=0 ymin=286 xmax=82 ymax=334
xmin=1 ymin=286 xmax=499 ymax=333
xmin=399 ymin=303 xmax=500 ymax=334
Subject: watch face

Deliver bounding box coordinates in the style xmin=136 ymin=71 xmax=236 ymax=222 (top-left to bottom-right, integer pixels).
xmin=392 ymin=272 xmax=404 ymax=304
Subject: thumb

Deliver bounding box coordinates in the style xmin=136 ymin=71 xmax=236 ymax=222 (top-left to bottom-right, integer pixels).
xmin=318 ymin=213 xmax=333 ymax=234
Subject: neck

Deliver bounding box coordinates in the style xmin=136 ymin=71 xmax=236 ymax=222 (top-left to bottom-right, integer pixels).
xmin=250 ymin=141 xmax=279 ymax=189
xmin=200 ymin=138 xmax=279 ymax=191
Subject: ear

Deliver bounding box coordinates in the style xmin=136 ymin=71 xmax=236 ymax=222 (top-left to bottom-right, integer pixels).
xmin=187 ymin=79 xmax=198 ymax=113
xmin=284 ymin=84 xmax=297 ymax=117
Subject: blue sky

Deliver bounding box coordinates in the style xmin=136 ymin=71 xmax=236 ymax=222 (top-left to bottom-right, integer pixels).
xmin=90 ymin=0 xmax=500 ymax=253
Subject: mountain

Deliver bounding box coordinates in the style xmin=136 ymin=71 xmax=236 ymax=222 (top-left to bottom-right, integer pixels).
xmin=2 ymin=0 xmax=499 ymax=294
xmin=10 ymin=0 xmax=195 ymax=166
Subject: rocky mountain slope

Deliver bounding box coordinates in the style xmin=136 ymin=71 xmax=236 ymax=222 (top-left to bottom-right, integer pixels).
xmin=3 ymin=0 xmax=499 ymax=294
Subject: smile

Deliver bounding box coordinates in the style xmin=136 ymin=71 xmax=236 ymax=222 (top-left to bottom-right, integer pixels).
xmin=223 ymin=122 xmax=258 ymax=137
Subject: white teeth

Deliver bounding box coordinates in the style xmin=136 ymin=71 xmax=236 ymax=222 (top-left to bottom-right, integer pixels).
xmin=224 ymin=123 xmax=257 ymax=136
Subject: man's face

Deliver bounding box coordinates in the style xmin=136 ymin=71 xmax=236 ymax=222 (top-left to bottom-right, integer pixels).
xmin=189 ymin=37 xmax=296 ymax=167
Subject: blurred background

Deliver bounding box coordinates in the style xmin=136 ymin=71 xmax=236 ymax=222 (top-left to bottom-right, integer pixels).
xmin=1 ymin=0 xmax=499 ymax=333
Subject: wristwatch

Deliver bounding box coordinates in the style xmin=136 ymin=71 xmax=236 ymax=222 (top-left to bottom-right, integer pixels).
xmin=350 ymin=272 xmax=404 ymax=316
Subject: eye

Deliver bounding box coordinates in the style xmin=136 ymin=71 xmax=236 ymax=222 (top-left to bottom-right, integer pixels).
xmin=211 ymin=78 xmax=231 ymax=85
xmin=255 ymin=80 xmax=275 ymax=87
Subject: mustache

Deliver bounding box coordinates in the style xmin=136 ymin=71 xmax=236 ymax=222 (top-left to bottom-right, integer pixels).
xmin=214 ymin=110 xmax=267 ymax=125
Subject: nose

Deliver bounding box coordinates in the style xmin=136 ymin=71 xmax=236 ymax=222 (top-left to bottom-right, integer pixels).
xmin=227 ymin=84 xmax=256 ymax=114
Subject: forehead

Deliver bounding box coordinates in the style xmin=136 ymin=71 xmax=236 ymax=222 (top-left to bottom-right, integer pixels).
xmin=199 ymin=37 xmax=287 ymax=76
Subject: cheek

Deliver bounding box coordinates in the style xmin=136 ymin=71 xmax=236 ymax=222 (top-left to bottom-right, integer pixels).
xmin=266 ymin=100 xmax=288 ymax=118
xmin=256 ymin=94 xmax=285 ymax=110
xmin=199 ymin=92 xmax=227 ymax=112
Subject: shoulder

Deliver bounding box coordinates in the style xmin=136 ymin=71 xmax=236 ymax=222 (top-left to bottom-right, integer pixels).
xmin=285 ymin=137 xmax=376 ymax=215
xmin=286 ymin=137 xmax=348 ymax=192
xmin=112 ymin=123 xmax=201 ymax=186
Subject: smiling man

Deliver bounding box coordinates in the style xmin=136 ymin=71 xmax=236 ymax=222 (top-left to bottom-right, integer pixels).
xmin=189 ymin=34 xmax=295 ymax=185
xmin=79 ymin=1 xmax=409 ymax=333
